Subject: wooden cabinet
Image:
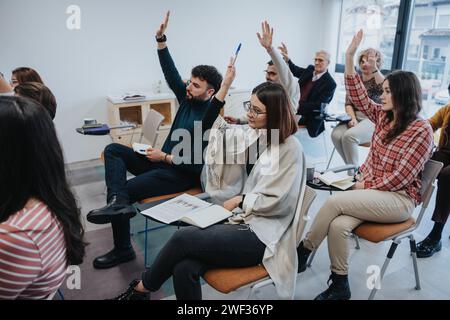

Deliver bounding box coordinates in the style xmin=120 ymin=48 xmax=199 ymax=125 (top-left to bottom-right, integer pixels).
xmin=106 ymin=89 xmax=249 ymax=149
xmin=107 ymin=93 xmax=178 ymax=149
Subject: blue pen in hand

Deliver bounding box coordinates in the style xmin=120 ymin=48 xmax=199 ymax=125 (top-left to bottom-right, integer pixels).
xmin=232 ymin=43 xmax=242 ymax=66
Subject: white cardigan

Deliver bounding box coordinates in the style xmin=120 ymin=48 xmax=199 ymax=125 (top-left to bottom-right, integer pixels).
xmin=202 ymin=116 xmax=303 ymax=299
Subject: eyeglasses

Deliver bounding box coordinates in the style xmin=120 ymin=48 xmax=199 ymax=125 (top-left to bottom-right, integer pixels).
xmin=243 ymin=101 xmax=267 ymax=117
xmin=264 ymin=70 xmax=277 ymax=77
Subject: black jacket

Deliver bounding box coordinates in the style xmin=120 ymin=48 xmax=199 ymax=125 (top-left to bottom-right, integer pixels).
xmin=288 ymin=62 xmax=337 ymax=137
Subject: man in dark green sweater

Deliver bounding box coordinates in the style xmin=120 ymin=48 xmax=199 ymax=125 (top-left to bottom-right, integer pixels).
xmin=87 ymin=11 xmax=224 ymax=269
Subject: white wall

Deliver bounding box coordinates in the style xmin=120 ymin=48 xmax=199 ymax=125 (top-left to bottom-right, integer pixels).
xmin=0 ymin=0 xmax=325 ymax=163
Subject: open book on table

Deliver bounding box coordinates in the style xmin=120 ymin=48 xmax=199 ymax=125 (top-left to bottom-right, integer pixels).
xmin=140 ymin=193 xmax=232 ymax=229
xmin=318 ymin=171 xmax=355 ymax=190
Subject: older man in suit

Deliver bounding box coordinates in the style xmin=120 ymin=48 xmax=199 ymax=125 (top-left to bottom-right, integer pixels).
xmin=279 ymin=45 xmax=337 ymax=138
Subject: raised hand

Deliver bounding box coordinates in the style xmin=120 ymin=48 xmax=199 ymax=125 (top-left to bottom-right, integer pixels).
xmin=278 ymin=42 xmax=289 ymax=62
xmin=346 ymin=29 xmax=363 ymax=58
xmin=345 ymin=29 xmax=363 ymax=75
xmin=257 ymin=21 xmax=274 ymax=51
xmin=215 ymin=58 xmax=236 ymax=102
xmin=156 ymin=11 xmax=170 ymax=38
xmin=366 ymin=49 xmax=379 ymax=73
xmin=223 ymin=57 xmax=236 ymax=88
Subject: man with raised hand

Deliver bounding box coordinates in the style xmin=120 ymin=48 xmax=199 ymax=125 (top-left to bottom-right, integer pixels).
xmin=224 ymin=21 xmax=299 ymax=124
xmin=279 ymin=43 xmax=337 ymax=137
xmin=87 ymin=11 xmax=224 ymax=269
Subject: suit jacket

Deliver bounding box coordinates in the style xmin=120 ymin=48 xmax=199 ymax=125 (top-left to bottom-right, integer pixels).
xmin=288 ymin=62 xmax=337 ymax=137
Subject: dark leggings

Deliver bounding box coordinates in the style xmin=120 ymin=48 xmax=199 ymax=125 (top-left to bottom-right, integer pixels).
xmin=103 ymin=143 xmax=197 ymax=250
xmin=431 ymin=150 xmax=450 ymax=224
xmin=141 ymin=224 xmax=266 ymax=300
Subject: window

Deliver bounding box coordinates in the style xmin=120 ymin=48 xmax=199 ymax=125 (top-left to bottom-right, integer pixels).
xmin=438 ymin=15 xmax=450 ymax=28
xmin=336 ymin=0 xmax=401 ymax=70
xmin=403 ymin=0 xmax=450 ymax=118
xmin=331 ymin=0 xmax=401 ymax=114
xmin=433 ymin=48 xmax=441 ymax=60
xmin=415 ymin=15 xmax=433 ymax=28
xmin=422 ymin=45 xmax=429 ymax=59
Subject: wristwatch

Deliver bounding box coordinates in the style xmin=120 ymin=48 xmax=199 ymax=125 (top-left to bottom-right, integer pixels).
xmin=156 ymin=34 xmax=167 ymax=43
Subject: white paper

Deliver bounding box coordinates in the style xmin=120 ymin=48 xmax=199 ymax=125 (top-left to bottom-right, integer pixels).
xmin=140 ymin=193 xmax=232 ymax=228
xmin=318 ymin=171 xmax=355 ymax=190
xmin=319 ymin=171 xmax=350 ymax=185
xmin=132 ymin=142 xmax=152 ymax=155
xmin=141 ymin=194 xmax=211 ymax=224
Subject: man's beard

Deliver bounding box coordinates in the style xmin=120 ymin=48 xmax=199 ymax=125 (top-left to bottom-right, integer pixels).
xmin=186 ymin=90 xmax=209 ymax=103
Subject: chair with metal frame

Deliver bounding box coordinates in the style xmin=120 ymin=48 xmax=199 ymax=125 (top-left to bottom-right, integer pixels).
xmin=201 ymin=153 xmax=317 ymax=299
xmin=305 ymin=159 xmax=443 ymax=300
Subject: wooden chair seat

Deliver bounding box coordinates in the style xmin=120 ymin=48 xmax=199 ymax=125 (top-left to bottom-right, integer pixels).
xmin=354 ymin=217 xmax=416 ymax=243
xmin=203 ymin=265 xmax=269 ymax=294
xmin=139 ymin=187 xmax=203 ymax=204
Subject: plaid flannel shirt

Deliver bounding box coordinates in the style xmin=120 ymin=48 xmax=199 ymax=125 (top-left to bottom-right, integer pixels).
xmin=345 ymin=73 xmax=434 ymax=205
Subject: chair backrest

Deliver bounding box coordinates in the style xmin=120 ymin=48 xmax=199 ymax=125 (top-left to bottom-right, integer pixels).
xmin=141 ymin=109 xmax=164 ymax=146
xmin=416 ymin=159 xmax=443 ymax=225
xmin=293 ymin=152 xmax=317 ymax=243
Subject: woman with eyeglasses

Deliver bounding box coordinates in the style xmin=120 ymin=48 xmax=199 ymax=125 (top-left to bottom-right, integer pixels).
xmin=110 ymin=62 xmax=303 ymax=300
xmin=296 ymin=30 xmax=433 ymax=300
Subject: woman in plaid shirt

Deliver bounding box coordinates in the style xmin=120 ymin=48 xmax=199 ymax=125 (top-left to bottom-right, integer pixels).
xmin=296 ymin=30 xmax=434 ymax=300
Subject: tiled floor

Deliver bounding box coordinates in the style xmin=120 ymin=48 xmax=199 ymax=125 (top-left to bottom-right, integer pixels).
xmin=66 ymin=131 xmax=450 ymax=300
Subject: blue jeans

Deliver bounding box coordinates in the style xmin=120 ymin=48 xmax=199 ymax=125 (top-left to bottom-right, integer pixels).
xmin=103 ymin=143 xmax=198 ymax=250
xmin=141 ymin=224 xmax=266 ymax=300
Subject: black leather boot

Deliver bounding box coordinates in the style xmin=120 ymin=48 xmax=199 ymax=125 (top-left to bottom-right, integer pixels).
xmin=416 ymin=237 xmax=442 ymax=258
xmin=314 ymin=272 xmax=351 ymax=300
xmin=110 ymin=279 xmax=150 ymax=300
xmin=93 ymin=247 xmax=136 ymax=269
xmin=87 ymin=195 xmax=136 ymax=225
xmin=297 ymin=241 xmax=311 ymax=273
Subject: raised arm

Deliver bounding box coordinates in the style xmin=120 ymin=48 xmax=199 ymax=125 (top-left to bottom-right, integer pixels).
xmin=202 ymin=58 xmax=236 ymax=131
xmin=367 ymin=49 xmax=385 ymax=84
xmin=257 ymin=21 xmax=299 ymax=114
xmin=345 ymin=30 xmax=382 ymax=123
xmin=155 ymin=11 xmax=186 ymax=102
xmin=278 ymin=42 xmax=305 ymax=78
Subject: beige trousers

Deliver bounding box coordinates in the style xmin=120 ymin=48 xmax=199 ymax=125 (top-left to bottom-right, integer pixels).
xmin=303 ymin=189 xmax=415 ymax=275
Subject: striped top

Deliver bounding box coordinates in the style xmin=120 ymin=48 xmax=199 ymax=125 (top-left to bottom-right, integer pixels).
xmin=0 ymin=199 xmax=67 ymax=299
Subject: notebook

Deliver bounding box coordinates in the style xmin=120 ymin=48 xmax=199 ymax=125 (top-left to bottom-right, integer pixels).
xmin=318 ymin=171 xmax=355 ymax=190
xmin=132 ymin=142 xmax=152 ymax=155
xmin=140 ymin=193 xmax=232 ymax=229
